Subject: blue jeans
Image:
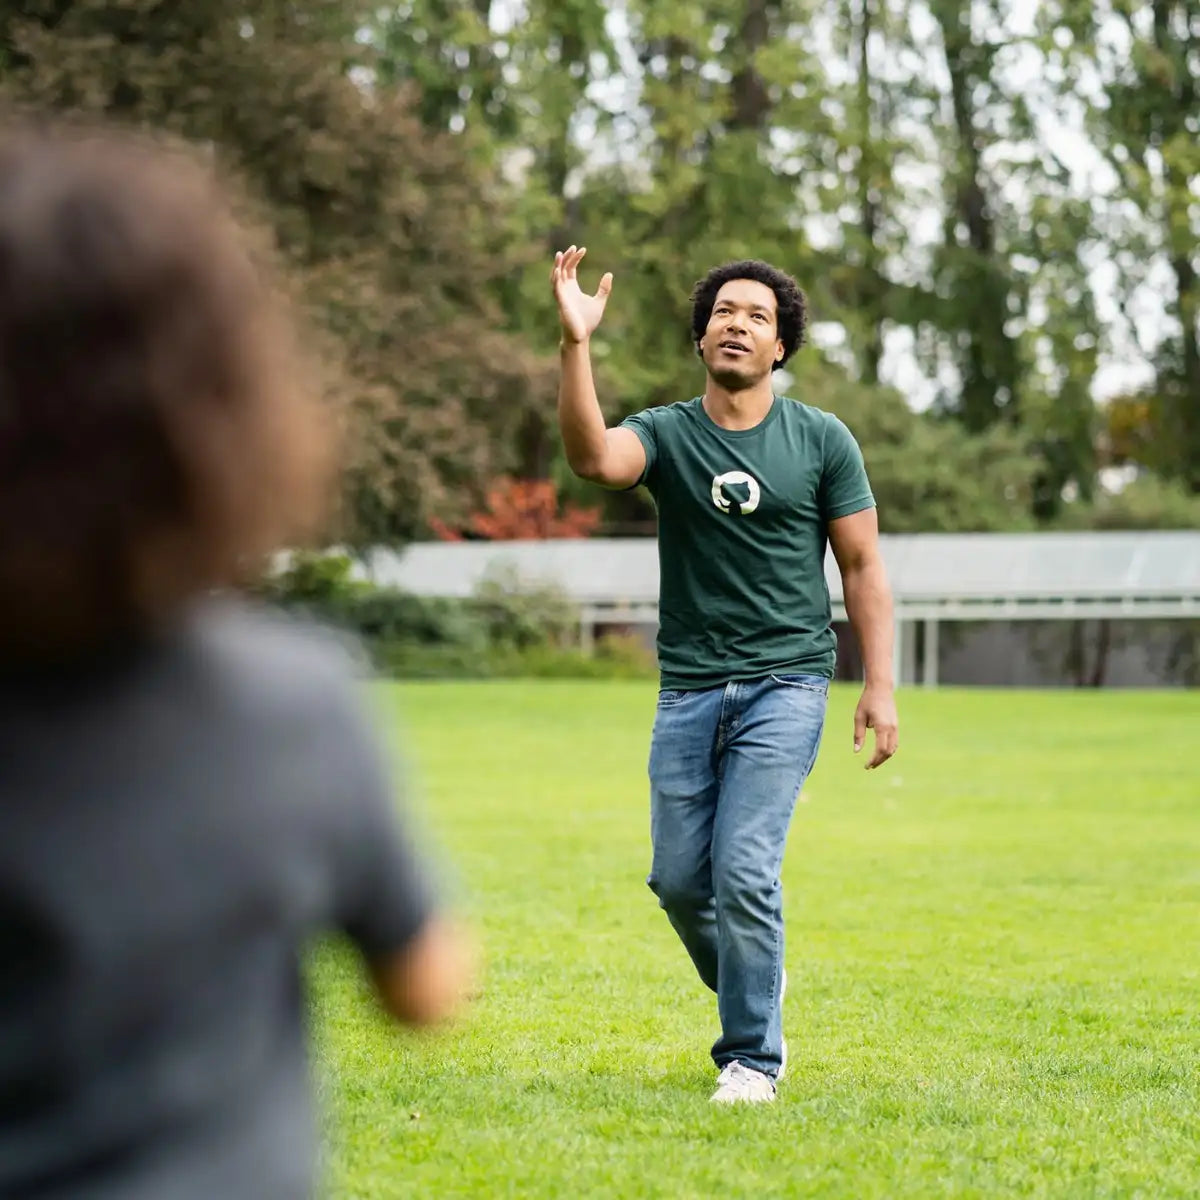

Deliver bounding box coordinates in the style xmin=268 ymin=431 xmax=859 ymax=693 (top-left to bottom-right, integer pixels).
xmin=647 ymin=674 xmax=828 ymax=1078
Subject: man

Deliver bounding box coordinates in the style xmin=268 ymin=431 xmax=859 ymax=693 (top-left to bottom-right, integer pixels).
xmin=551 ymin=246 xmax=898 ymax=1105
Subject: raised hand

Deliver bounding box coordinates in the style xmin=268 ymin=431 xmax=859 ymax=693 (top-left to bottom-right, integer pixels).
xmin=551 ymin=245 xmax=613 ymax=345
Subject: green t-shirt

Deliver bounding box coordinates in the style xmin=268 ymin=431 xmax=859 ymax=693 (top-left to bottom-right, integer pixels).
xmin=621 ymin=395 xmax=875 ymax=689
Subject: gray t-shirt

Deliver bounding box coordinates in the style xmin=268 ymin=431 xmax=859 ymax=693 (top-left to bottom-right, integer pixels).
xmin=0 ymin=600 xmax=435 ymax=1198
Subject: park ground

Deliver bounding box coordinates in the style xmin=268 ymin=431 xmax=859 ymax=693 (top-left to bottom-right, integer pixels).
xmin=309 ymin=682 xmax=1198 ymax=1198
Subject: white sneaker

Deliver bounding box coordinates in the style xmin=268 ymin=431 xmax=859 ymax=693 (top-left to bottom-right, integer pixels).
xmin=711 ymin=1061 xmax=777 ymax=1105
xmin=778 ymin=967 xmax=788 ymax=1082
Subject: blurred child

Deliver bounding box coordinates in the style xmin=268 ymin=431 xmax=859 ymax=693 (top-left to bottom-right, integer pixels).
xmin=0 ymin=119 xmax=472 ymax=1198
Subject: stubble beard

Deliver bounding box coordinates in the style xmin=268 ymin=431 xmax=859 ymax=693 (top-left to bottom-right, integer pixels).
xmin=707 ymin=359 xmax=770 ymax=391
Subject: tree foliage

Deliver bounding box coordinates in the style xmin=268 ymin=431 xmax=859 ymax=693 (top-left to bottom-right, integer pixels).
xmin=429 ymin=479 xmax=602 ymax=540
xmin=2 ymin=0 xmax=1195 ymax=539
xmin=0 ymin=0 xmax=552 ymax=543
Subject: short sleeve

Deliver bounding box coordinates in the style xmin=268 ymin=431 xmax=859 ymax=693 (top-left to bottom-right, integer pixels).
xmin=618 ymin=408 xmax=658 ymax=489
xmin=819 ymin=414 xmax=876 ymax=522
xmin=326 ymin=685 xmax=438 ymax=961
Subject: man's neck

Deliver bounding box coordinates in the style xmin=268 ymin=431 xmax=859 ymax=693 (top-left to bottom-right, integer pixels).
xmin=702 ymin=377 xmax=776 ymax=431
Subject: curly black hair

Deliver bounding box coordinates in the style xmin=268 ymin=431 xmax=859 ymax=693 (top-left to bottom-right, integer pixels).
xmin=689 ymin=260 xmax=808 ymax=370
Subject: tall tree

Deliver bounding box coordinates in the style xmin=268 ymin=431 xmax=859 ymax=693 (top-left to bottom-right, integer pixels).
xmin=1041 ymin=0 xmax=1200 ymax=492
xmin=925 ymin=0 xmax=1024 ymax=430
xmin=0 ymin=0 xmax=551 ymax=544
xmin=370 ymin=0 xmax=513 ymax=137
xmin=881 ymin=1 xmax=1102 ymax=518
xmin=502 ymin=0 xmax=614 ymax=477
xmin=367 ymin=0 xmax=614 ymax=480
xmin=816 ymin=0 xmax=932 ymax=385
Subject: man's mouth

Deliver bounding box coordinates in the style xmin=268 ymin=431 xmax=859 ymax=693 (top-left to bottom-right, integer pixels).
xmin=719 ymin=340 xmax=750 ymax=355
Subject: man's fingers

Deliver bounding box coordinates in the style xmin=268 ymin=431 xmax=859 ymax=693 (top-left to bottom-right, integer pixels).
xmin=853 ymin=707 xmax=867 ymax=754
xmin=552 ymin=248 xmax=610 ymax=315
xmin=867 ymin=726 xmax=899 ymax=770
xmin=867 ymin=737 xmax=887 ymax=768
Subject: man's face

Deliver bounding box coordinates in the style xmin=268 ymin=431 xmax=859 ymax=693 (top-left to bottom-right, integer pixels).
xmin=698 ymin=279 xmax=783 ymax=389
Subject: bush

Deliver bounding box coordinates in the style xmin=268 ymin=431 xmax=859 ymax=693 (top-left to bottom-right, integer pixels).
xmin=1055 ymin=473 xmax=1200 ymax=530
xmin=261 ymin=552 xmax=489 ymax=648
xmin=259 ymin=552 xmax=364 ymax=608
xmin=470 ymin=565 xmax=579 ymax=650
xmin=257 ymin=552 xmax=658 ymax=680
xmin=372 ymin=637 xmax=656 ymax=681
xmin=349 ymin=589 xmax=490 ymax=651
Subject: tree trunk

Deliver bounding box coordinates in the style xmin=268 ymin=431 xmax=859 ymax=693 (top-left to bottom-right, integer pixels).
xmin=1154 ymin=0 xmax=1200 ymax=491
xmin=935 ymin=0 xmax=1019 ymax=431
xmin=730 ymin=0 xmax=772 ymax=131
xmin=856 ymin=0 xmax=883 ymax=383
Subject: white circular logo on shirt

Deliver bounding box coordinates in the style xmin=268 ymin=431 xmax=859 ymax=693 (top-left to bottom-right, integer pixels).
xmin=711 ymin=470 xmax=761 ymax=515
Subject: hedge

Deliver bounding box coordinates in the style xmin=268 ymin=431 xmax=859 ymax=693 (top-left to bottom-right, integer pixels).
xmin=256 ymin=552 xmax=658 ymax=681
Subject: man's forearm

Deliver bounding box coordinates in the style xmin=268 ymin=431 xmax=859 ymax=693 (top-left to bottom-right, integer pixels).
xmin=558 ymin=339 xmax=608 ymax=476
xmin=842 ymin=557 xmax=895 ymax=687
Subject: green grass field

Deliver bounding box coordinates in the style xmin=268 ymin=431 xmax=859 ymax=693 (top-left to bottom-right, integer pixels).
xmin=308 ymin=682 xmax=1199 ymax=1198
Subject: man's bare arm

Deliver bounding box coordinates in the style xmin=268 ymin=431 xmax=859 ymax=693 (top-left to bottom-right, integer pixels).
xmin=552 ymin=246 xmax=646 ymax=490
xmin=558 ymin=340 xmax=646 ymax=488
xmin=829 ymin=507 xmax=899 ymax=768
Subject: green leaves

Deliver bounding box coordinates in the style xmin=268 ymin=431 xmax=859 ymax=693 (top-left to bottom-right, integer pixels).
xmin=802 ymin=365 xmax=1039 ymax=532
xmin=5 ymin=0 xmax=1195 ymax=540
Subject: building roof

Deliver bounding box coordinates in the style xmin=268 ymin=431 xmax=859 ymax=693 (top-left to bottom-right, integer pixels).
xmin=364 ymin=531 xmax=1200 ymax=620
xmin=366 ymin=538 xmax=661 ymax=604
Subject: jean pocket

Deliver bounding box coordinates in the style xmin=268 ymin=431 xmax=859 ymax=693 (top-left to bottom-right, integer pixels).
xmin=657 ymin=688 xmax=692 ymax=707
xmin=769 ymin=673 xmax=829 ymax=694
